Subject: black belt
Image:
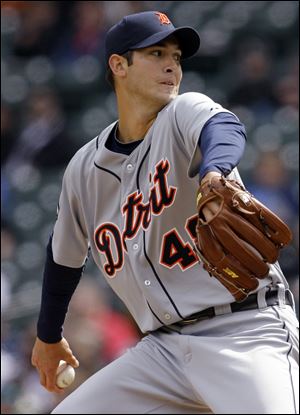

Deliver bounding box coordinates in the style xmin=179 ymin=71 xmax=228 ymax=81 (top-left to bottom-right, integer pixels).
xmin=176 ymin=290 xmax=291 ymax=326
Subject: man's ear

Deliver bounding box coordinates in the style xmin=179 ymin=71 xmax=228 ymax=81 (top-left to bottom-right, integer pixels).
xmin=108 ymin=54 xmax=128 ymax=77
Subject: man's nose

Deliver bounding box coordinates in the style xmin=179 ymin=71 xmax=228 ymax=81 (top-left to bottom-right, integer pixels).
xmin=163 ymin=60 xmax=177 ymax=73
xmin=163 ymin=55 xmax=178 ymax=72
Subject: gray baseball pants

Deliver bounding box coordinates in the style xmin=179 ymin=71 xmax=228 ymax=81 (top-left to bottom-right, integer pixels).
xmin=52 ymin=293 xmax=299 ymax=414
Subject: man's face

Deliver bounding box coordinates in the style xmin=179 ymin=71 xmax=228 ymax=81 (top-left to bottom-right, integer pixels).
xmin=124 ymin=39 xmax=183 ymax=108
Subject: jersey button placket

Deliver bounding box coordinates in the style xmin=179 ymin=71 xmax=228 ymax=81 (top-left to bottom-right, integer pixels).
xmin=126 ymin=163 xmax=134 ymax=172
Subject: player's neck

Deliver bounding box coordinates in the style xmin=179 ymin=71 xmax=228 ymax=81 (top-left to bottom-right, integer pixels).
xmin=117 ymin=118 xmax=156 ymax=143
xmin=115 ymin=88 xmax=167 ymax=143
xmin=117 ymin=105 xmax=158 ymax=143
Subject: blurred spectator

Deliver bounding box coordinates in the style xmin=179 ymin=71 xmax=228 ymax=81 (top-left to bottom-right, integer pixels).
xmin=1 ymin=105 xmax=17 ymax=165
xmin=245 ymin=151 xmax=299 ymax=287
xmin=1 ymin=221 xmax=16 ymax=314
xmin=1 ymin=276 xmax=20 ymax=414
xmin=1 ymin=346 xmax=22 ymax=413
xmin=103 ymin=1 xmax=146 ymax=26
xmin=1 ymin=220 xmax=17 ymax=262
xmin=1 ymin=1 xmax=30 ymax=10
xmin=3 ymin=87 xmax=76 ymax=173
xmin=52 ymin=1 xmax=107 ymax=65
xmin=1 ymin=221 xmax=14 ymax=313
xmin=12 ymin=1 xmax=62 ymax=58
xmin=273 ymin=57 xmax=299 ymax=110
xmin=228 ymin=39 xmax=277 ymax=120
xmin=245 ymin=151 xmax=298 ymax=227
xmin=1 ymin=320 xmax=57 ymax=414
xmin=65 ymin=276 xmax=141 ymax=365
xmin=1 ymin=276 xmax=142 ymax=413
xmin=1 ymin=173 xmax=12 ymax=223
xmin=1 ymin=105 xmax=17 ymax=220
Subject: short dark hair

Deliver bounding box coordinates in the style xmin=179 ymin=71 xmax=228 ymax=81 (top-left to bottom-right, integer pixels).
xmin=105 ymin=51 xmax=134 ymax=91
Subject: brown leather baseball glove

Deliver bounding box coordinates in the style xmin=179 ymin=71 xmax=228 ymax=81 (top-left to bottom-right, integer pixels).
xmin=195 ymin=176 xmax=292 ymax=302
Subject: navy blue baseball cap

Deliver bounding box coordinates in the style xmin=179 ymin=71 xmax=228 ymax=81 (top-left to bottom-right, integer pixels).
xmin=104 ymin=11 xmax=200 ymax=67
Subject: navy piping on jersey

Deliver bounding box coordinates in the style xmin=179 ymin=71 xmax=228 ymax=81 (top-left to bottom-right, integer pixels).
xmin=100 ymin=126 xmax=183 ymax=321
xmin=146 ymin=301 xmax=166 ymax=326
xmin=96 ymin=133 xmax=100 ymax=150
xmin=142 ymin=232 xmax=185 ymax=320
xmin=136 ymin=145 xmax=185 ymax=321
xmin=95 ymin=128 xmax=122 ymax=181
xmin=94 ymin=161 xmax=121 ymax=183
xmin=94 ymin=123 xmax=144 ymax=182
xmin=136 ymin=145 xmax=151 ymax=190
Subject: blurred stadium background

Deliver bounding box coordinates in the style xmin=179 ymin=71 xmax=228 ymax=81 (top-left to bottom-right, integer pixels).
xmin=1 ymin=1 xmax=299 ymax=413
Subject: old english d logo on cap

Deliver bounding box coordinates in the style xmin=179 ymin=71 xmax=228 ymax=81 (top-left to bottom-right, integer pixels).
xmin=154 ymin=12 xmax=171 ymax=25
xmin=104 ymin=11 xmax=200 ymax=66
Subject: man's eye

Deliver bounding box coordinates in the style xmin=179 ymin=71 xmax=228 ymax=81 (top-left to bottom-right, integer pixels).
xmin=151 ymin=50 xmax=161 ymax=56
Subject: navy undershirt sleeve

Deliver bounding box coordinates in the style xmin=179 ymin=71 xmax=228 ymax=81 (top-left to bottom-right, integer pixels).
xmin=37 ymin=235 xmax=85 ymax=343
xmin=198 ymin=112 xmax=247 ymax=180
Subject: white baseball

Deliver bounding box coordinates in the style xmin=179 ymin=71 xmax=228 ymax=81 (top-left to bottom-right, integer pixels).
xmin=56 ymin=360 xmax=76 ymax=388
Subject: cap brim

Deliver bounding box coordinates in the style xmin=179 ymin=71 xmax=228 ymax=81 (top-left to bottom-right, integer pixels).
xmin=131 ymin=27 xmax=200 ymax=59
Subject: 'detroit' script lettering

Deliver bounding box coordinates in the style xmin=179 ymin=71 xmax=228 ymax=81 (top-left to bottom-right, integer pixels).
xmin=94 ymin=159 xmax=177 ymax=277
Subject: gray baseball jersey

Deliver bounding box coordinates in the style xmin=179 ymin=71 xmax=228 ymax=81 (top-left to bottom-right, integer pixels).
xmin=52 ymin=92 xmax=287 ymax=333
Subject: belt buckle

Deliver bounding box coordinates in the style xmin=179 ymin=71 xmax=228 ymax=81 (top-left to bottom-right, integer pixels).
xmin=180 ymin=313 xmax=212 ymax=325
xmin=179 ymin=317 xmax=199 ymax=325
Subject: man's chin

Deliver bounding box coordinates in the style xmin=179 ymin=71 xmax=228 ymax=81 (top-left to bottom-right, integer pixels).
xmin=157 ymin=91 xmax=178 ymax=106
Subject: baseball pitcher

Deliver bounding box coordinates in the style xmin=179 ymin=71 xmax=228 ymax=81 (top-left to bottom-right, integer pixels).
xmin=31 ymin=11 xmax=299 ymax=414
